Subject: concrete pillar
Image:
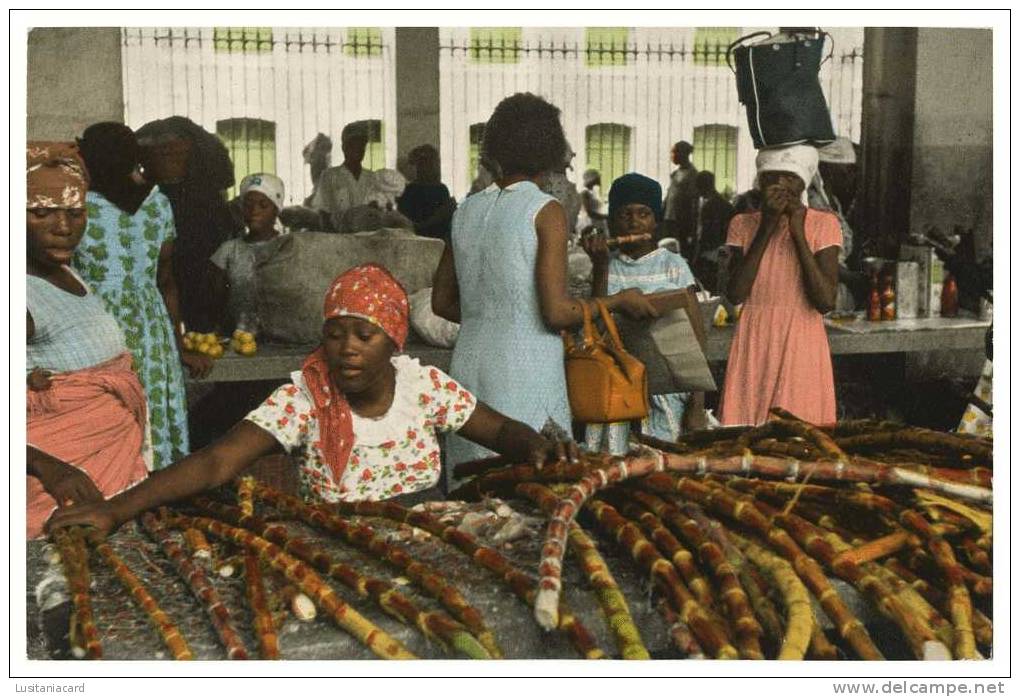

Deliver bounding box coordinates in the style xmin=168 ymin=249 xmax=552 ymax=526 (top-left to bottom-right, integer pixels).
xmin=859 ymin=27 xmax=917 ymax=258
xmin=394 ymin=28 xmax=441 ymax=160
xmin=909 ymin=28 xmax=993 ymax=259
xmin=27 ymin=28 xmax=125 ymax=140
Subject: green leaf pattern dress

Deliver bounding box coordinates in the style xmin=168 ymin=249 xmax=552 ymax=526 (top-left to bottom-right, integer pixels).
xmin=73 ymin=188 xmax=189 ymax=469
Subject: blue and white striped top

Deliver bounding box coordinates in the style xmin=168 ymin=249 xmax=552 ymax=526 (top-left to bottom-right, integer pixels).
xmin=27 ymin=269 xmax=127 ymax=373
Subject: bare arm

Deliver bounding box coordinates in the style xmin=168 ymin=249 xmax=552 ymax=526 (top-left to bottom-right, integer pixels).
xmin=536 ymin=201 xmax=658 ymax=330
xmin=28 ymin=446 xmax=103 ymax=505
xmin=788 ymin=207 xmax=840 ymax=314
xmin=431 ymin=243 xmax=461 ymax=323
xmin=725 ymin=215 xmax=780 ymax=305
xmin=160 ymin=240 xmax=213 ymax=378
xmin=46 ymin=421 xmax=281 ymax=536
xmin=457 ymin=401 xmax=577 ymax=467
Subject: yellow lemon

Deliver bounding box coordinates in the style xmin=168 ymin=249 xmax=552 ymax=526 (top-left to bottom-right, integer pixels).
xmin=207 ymin=344 xmax=224 ymax=359
xmin=238 ymin=341 xmax=257 ymax=357
xmin=182 ymin=337 xmax=195 ymax=351
xmin=230 ymin=339 xmax=242 ymax=353
xmin=238 ymin=331 xmax=255 ymax=344
xmin=204 ymin=333 xmax=218 ymax=344
xmin=232 ymin=329 xmax=244 ymax=340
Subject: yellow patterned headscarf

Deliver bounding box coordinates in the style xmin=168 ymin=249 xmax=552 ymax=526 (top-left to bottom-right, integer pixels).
xmin=27 ymin=141 xmax=88 ymax=209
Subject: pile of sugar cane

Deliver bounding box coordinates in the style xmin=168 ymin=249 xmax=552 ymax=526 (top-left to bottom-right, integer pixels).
xmin=50 ymin=411 xmax=991 ymax=660
xmin=451 ymin=408 xmax=992 ymax=660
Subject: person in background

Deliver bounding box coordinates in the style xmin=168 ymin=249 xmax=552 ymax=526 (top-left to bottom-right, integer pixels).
xmin=809 ymin=137 xmax=862 ymax=311
xmin=209 ymin=173 xmax=289 ymax=333
xmin=136 ymin=116 xmax=243 ymax=333
xmin=540 ymin=142 xmax=582 ymax=236
xmin=301 ymin=132 xmax=333 ymax=208
xmin=582 ymin=173 xmax=708 ymax=454
xmin=576 ymin=168 xmax=609 ymax=238
xmin=397 ymin=144 xmax=457 ymax=242
xmin=431 ymin=93 xmax=659 ymax=478
xmin=692 ymin=171 xmax=736 ymax=292
xmin=312 ymin=122 xmax=379 ymax=232
xmin=73 ymin=122 xmax=209 ymax=470
xmin=26 ymin=142 xmax=149 ymax=538
xmin=48 ymin=264 xmax=579 ymax=537
xmin=662 ymin=140 xmax=699 ymax=252
xmin=720 ymin=145 xmax=841 ymax=426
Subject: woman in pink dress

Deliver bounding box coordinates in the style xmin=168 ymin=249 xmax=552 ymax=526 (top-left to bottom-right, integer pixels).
xmin=720 ymin=145 xmax=842 ymax=426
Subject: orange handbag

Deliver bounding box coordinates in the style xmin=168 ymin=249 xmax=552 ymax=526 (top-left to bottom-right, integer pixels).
xmin=563 ymin=299 xmax=650 ymax=423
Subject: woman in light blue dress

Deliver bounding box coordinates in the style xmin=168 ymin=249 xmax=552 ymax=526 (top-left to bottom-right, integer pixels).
xmin=432 ymin=93 xmax=658 ymax=479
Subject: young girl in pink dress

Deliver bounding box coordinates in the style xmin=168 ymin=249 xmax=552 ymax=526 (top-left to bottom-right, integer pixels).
xmin=720 ymin=145 xmax=842 ymax=426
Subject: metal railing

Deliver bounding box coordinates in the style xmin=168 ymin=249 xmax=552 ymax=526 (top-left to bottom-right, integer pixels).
xmin=439 ymin=30 xmax=864 ymax=199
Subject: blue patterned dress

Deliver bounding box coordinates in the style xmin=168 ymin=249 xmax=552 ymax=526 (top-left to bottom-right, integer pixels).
xmin=584 ymin=247 xmax=695 ymax=455
xmin=73 ymin=188 xmax=189 ymax=469
xmin=446 ymin=181 xmax=572 ymax=472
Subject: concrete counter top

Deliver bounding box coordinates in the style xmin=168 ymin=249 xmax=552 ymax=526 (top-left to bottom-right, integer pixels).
xmin=190 ymin=317 xmax=989 ymax=384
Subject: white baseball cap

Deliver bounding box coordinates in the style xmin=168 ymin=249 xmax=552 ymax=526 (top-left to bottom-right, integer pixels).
xmin=239 ymin=172 xmax=285 ymax=210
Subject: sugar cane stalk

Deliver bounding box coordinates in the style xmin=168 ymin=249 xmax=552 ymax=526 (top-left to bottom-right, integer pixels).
xmin=332 ymin=499 xmax=605 ymax=659
xmin=250 ymin=484 xmax=500 ymax=658
xmin=516 ymin=483 xmax=649 ymax=659
xmin=140 ymin=512 xmax=249 ymax=660
xmin=585 ymin=498 xmax=739 ymax=659
xmin=237 ymin=475 xmax=256 ymax=521
xmin=618 ymin=490 xmax=764 ymax=659
xmin=640 ymin=473 xmax=883 ymax=660
xmin=656 ymin=598 xmax=706 ymax=658
xmin=170 ymin=513 xmax=417 ymax=659
xmin=51 ymin=526 xmax=102 ymax=659
xmin=182 ymin=528 xmax=212 ymax=560
xmin=194 ymin=498 xmax=490 ymax=659
xmin=729 ymin=531 xmax=814 ymax=660
xmin=243 ymin=550 xmax=279 ymax=659
xmin=87 ymin=531 xmax=193 ymax=660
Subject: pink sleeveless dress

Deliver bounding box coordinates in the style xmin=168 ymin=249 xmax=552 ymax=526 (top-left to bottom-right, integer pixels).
xmin=719 ymin=209 xmax=842 ymax=426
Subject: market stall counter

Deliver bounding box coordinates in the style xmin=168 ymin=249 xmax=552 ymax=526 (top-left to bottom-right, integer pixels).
xmin=189 ymin=316 xmax=991 ymax=384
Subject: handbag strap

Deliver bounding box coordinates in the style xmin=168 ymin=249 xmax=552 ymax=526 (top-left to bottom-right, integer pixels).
xmin=725 ymin=30 xmax=773 ymax=73
xmin=580 ymin=299 xmax=597 ymax=347
xmin=594 ymin=299 xmax=627 ymax=351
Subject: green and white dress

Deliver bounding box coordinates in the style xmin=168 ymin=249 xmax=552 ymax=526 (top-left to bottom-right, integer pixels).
xmin=73 ymin=188 xmax=189 ymax=469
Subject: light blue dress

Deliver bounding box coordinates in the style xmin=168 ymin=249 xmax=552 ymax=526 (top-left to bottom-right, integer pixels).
xmin=585 ymin=247 xmax=695 ymax=455
xmin=446 ymin=181 xmax=572 ymax=471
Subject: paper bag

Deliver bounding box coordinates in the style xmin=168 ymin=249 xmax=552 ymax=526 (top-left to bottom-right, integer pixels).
xmin=616 ymin=308 xmax=717 ymax=395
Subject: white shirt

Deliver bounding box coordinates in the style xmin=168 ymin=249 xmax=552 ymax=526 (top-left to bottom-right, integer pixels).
xmin=311 ymin=164 xmax=379 ymax=231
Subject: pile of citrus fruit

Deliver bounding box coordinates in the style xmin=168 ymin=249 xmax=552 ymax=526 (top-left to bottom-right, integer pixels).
xmin=230 ymin=329 xmax=258 ymax=357
xmin=182 ymin=331 xmax=224 ymax=358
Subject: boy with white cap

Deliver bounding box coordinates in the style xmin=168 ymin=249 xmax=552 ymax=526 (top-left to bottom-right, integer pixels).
xmin=210 ymin=172 xmax=288 ymax=332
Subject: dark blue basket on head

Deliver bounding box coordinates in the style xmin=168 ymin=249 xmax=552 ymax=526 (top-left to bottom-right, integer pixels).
xmin=728 ymin=30 xmax=837 ymax=150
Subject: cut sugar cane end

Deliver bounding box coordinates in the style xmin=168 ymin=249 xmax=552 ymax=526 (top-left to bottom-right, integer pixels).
xmin=534 ymin=589 xmax=560 ymax=630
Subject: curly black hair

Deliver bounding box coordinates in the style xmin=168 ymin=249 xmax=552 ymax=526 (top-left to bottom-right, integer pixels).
xmin=481 ymin=93 xmax=567 ymax=177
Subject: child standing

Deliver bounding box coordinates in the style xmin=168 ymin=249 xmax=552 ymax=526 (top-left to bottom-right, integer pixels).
xmin=582 ymin=173 xmax=708 ymax=455
xmin=210 ymin=173 xmax=288 ymax=333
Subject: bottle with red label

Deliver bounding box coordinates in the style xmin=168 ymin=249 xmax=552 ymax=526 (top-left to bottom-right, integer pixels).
xmin=941 ymin=273 xmax=959 ymax=317
xmin=880 ymin=272 xmax=896 ymax=321
xmin=867 ymin=273 xmax=881 ymax=321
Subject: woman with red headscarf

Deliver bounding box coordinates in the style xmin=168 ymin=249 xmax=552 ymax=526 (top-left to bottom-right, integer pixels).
xmin=48 ymin=263 xmax=575 ymax=537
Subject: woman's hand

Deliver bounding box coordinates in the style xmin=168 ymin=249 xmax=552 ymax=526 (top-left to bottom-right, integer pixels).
xmin=608 ymin=288 xmax=660 ymax=320
xmin=787 ymin=199 xmax=808 ymax=236
xmin=36 ymin=460 xmax=104 ymax=508
xmin=181 ymin=349 xmax=214 ymax=379
xmin=580 ymin=231 xmax=610 ymax=267
xmin=529 ymin=435 xmax=580 ymax=470
xmin=27 ymin=368 xmax=53 ymax=391
xmin=46 ymin=500 xmax=122 ymax=539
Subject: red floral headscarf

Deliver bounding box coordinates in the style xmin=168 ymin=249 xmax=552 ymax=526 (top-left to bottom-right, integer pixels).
xmin=301 ymin=264 xmax=410 ymax=485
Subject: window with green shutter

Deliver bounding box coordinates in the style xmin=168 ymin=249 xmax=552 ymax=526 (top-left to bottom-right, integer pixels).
xmin=692 ymin=27 xmax=738 ymax=67
xmin=213 ymin=27 xmax=273 ymax=53
xmin=469 ymin=27 xmax=522 ymax=64
xmin=216 ymin=118 xmax=277 ymax=200
xmin=363 ymin=120 xmax=385 ymax=170
xmin=586 ymin=27 xmax=630 ymax=67
xmin=467 ymin=123 xmax=486 ymax=184
xmin=585 ymin=123 xmax=632 ymax=188
xmin=692 ymin=124 xmax=738 ymax=198
xmin=345 ymin=27 xmax=383 ymax=57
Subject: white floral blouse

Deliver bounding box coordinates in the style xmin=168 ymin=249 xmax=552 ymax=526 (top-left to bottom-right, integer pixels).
xmin=246 ymin=355 xmax=477 ymax=502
